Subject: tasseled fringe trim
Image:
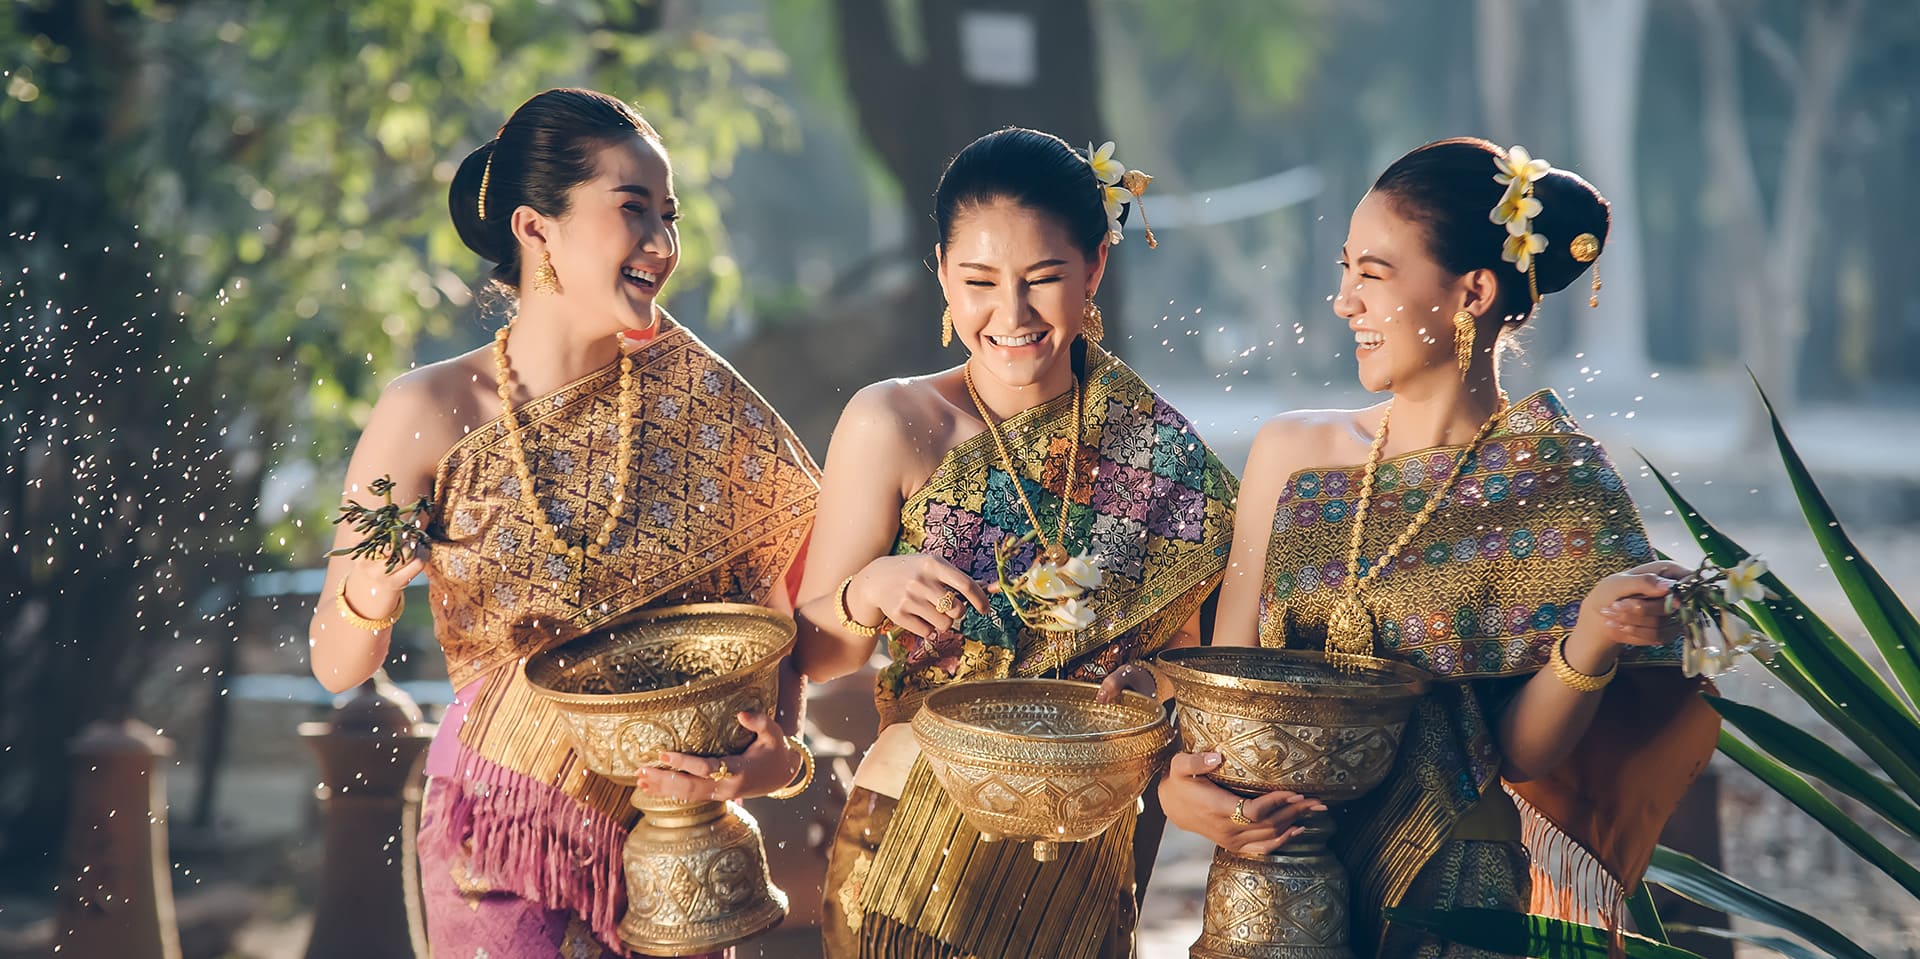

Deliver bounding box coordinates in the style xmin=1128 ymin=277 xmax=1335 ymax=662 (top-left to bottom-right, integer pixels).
xmin=433 ymin=748 xmax=632 ymax=954
xmin=862 ymin=761 xmax=1135 ymax=959
xmin=1508 ymin=785 xmax=1627 ymax=945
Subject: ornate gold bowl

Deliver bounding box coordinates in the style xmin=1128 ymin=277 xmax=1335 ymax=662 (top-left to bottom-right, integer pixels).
xmin=1154 ymin=648 xmax=1430 ymax=799
xmin=913 ymin=678 xmax=1173 ymax=862
xmin=1155 ymin=648 xmax=1430 ymax=959
xmin=524 ymin=603 xmax=794 ymax=956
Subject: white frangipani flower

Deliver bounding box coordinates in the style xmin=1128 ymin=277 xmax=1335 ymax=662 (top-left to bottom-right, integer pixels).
xmin=1493 ymin=145 xmax=1551 ymax=189
xmin=1722 ymin=557 xmax=1779 ymax=604
xmin=1088 ymin=141 xmax=1124 ymax=186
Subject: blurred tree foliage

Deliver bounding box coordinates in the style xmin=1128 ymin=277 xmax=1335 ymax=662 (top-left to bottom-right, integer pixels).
xmin=0 ymin=0 xmax=789 ymax=873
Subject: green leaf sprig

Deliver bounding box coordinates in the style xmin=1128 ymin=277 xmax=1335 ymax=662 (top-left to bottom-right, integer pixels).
xmin=327 ymin=475 xmax=431 ymax=573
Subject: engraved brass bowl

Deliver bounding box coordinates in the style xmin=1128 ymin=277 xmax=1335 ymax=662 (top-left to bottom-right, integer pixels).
xmin=524 ymin=603 xmax=794 ymax=956
xmin=1154 ymin=648 xmax=1431 ymax=959
xmin=1154 ymin=648 xmax=1429 ymax=799
xmin=913 ymin=678 xmax=1174 ymax=862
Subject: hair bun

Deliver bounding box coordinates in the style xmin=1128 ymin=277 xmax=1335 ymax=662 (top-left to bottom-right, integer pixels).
xmin=1527 ymin=168 xmax=1610 ymax=298
xmin=449 ymin=139 xmax=510 ymax=265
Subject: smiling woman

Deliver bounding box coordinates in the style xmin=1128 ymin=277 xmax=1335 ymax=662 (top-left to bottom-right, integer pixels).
xmin=307 ymin=88 xmax=821 ymax=958
xmin=1182 ymin=138 xmax=1720 ymax=958
xmin=792 ymin=127 xmax=1238 ymax=959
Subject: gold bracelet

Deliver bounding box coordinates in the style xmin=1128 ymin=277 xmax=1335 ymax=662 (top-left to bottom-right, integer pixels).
xmin=1550 ymin=635 xmax=1616 ymax=693
xmin=836 ymin=575 xmax=889 ymax=638
xmin=766 ymin=735 xmax=815 ymax=800
xmin=335 ymin=577 xmax=404 ymax=632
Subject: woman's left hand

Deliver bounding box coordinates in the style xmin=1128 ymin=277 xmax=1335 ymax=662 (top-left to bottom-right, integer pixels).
xmin=634 ymin=710 xmax=800 ymax=803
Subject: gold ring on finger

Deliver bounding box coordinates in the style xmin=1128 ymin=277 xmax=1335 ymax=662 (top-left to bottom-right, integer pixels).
xmin=1230 ymin=798 xmax=1252 ymax=825
xmin=934 ymin=590 xmax=960 ymax=614
xmin=708 ymin=761 xmax=731 ymax=782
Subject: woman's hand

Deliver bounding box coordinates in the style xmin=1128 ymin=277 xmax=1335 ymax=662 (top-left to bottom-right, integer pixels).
xmin=846 ymin=553 xmax=991 ymax=639
xmin=1096 ymin=661 xmax=1158 ymax=703
xmin=634 ymin=711 xmax=799 ymax=803
xmin=1158 ymin=751 xmax=1324 ymax=856
xmin=1566 ymin=560 xmax=1692 ymax=671
xmin=338 ymin=524 xmax=426 ymax=623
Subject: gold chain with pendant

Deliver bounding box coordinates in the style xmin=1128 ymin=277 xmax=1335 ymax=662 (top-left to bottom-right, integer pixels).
xmin=492 ymin=323 xmax=638 ymax=598
xmin=1326 ymin=396 xmax=1508 ymax=669
xmin=963 ymin=363 xmax=1082 ymax=567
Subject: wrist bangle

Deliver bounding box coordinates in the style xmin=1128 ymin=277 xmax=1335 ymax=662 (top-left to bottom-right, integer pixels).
xmin=335 ymin=577 xmax=404 ymax=632
xmin=766 ymin=735 xmax=815 ymax=800
xmin=1550 ymin=635 xmax=1616 ymax=693
xmin=836 ymin=575 xmax=890 ymax=638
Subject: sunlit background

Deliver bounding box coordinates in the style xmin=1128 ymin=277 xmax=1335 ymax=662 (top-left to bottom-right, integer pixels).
xmin=4 ymin=1 xmax=1917 ymax=956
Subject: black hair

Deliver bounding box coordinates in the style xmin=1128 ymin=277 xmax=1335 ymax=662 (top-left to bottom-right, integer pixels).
xmin=1372 ymin=137 xmax=1609 ymax=323
xmin=933 ymin=127 xmax=1120 ymax=260
xmin=449 ymin=88 xmax=659 ymax=287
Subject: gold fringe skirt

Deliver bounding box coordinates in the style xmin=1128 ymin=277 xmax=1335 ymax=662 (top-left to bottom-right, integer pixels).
xmin=820 ymin=762 xmax=1164 ymax=959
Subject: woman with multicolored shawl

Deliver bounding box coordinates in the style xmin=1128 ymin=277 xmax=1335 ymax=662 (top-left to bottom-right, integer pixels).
xmin=793 ymin=128 xmax=1237 ymax=959
xmin=1128 ymin=139 xmax=1720 ymax=957
xmin=308 ymin=89 xmax=819 ymax=957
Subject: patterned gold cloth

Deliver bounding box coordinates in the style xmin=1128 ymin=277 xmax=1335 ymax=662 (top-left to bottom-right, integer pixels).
xmin=836 ymin=347 xmax=1238 ymax=959
xmin=419 ymin=321 xmax=819 ymax=951
xmin=874 ymin=345 xmax=1239 ymax=728
xmin=1257 ymin=390 xmax=1717 ymax=956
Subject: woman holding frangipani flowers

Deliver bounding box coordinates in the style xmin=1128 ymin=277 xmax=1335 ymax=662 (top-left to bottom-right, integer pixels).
xmin=1107 ymin=138 xmax=1723 ymax=957
xmin=793 ymin=128 xmax=1236 ymax=958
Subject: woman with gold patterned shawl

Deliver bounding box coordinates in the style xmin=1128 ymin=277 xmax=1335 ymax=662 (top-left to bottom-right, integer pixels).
xmin=1133 ymin=139 xmax=1720 ymax=958
xmin=792 ymin=128 xmax=1237 ymax=958
xmin=307 ymin=89 xmax=819 ymax=957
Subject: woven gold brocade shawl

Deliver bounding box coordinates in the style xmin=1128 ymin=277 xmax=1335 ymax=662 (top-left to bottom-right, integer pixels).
xmin=1258 ymin=390 xmax=1718 ymax=947
xmin=875 ymin=345 xmax=1239 ymax=729
xmin=423 ymin=323 xmax=819 ymax=815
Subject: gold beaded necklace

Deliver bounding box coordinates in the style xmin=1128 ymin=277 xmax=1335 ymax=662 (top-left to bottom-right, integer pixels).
xmin=491 ymin=322 xmax=638 ymax=600
xmin=963 ymin=363 xmax=1082 ymax=567
xmin=1324 ymin=396 xmax=1508 ymax=669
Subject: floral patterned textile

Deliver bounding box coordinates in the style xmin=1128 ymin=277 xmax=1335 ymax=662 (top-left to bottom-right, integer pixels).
xmin=875 ymin=345 xmax=1238 ymax=727
xmin=1259 ymin=389 xmax=1675 ymax=678
xmin=1257 ymin=390 xmax=1716 ymax=956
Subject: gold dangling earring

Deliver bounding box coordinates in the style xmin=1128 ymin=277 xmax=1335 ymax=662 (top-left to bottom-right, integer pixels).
xmin=940 ymin=306 xmax=953 ymax=348
xmin=535 ymin=251 xmax=563 ymax=295
xmin=1082 ymin=299 xmax=1105 ymax=344
xmin=1452 ymin=310 xmax=1476 ymax=375
xmin=1589 ymin=261 xmax=1603 ymax=309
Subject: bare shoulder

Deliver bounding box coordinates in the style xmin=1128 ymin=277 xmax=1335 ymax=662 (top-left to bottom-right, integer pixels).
xmin=837 ymin=371 xmax=964 ymax=449
xmin=1245 ymin=404 xmax=1382 ymax=485
xmin=381 ymin=346 xmax=491 ymax=412
xmin=829 ymin=371 xmax=968 ymax=497
xmin=352 ymin=347 xmax=494 ymax=487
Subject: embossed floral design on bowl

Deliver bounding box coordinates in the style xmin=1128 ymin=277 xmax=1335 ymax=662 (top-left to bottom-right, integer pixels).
xmin=913 ymin=678 xmax=1174 ymax=862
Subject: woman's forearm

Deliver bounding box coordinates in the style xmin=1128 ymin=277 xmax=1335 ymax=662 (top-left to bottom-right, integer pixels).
xmin=775 ymin=656 xmax=806 ymax=738
xmin=793 ymin=599 xmax=876 ymax=684
xmin=1497 ymin=635 xmax=1619 ymax=781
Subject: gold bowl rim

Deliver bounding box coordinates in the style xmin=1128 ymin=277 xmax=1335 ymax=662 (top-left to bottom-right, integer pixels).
xmin=1154 ymin=647 xmax=1431 ymax=701
xmin=918 ymin=678 xmax=1167 ymax=744
xmin=521 ymin=602 xmax=795 ymax=708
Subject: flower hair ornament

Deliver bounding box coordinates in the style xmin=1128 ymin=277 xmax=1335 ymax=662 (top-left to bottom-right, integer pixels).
xmin=1088 ymin=141 xmax=1157 ymax=248
xmin=1487 ymin=144 xmax=1603 ymax=316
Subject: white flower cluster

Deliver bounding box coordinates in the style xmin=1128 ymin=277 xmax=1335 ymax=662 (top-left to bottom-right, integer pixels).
xmin=1489 ymin=145 xmax=1552 ymax=276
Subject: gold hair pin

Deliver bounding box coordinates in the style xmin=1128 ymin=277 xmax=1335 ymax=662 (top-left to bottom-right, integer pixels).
xmin=1088 ymin=141 xmax=1158 ymax=249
